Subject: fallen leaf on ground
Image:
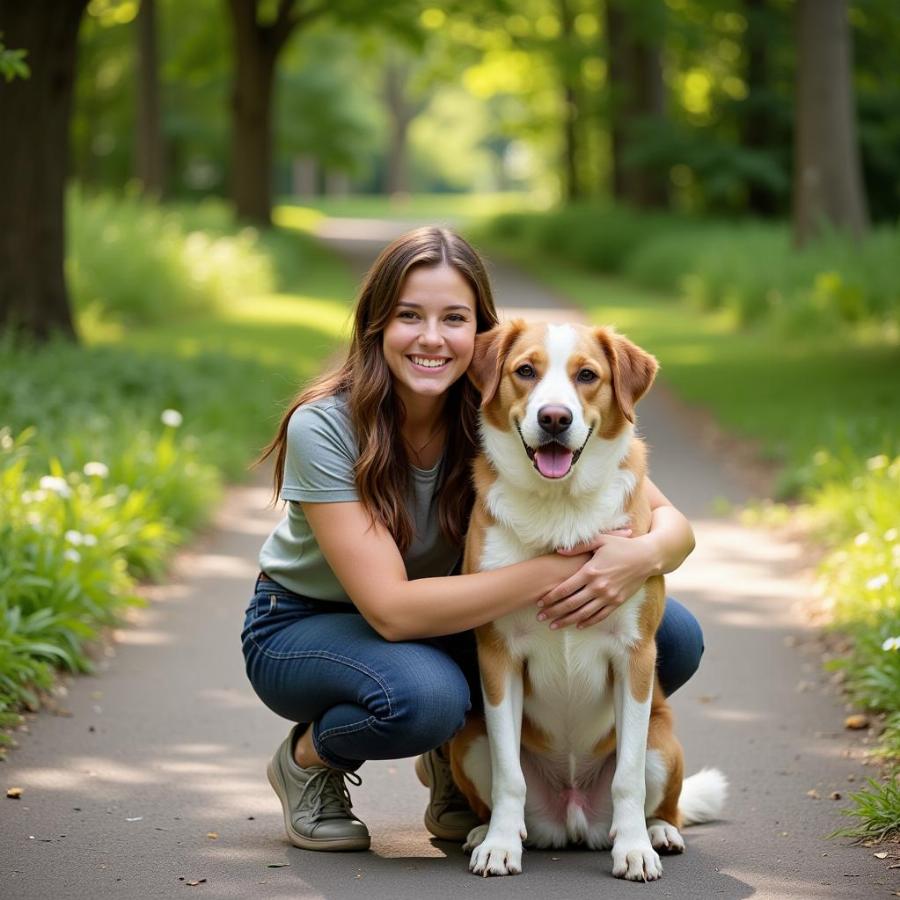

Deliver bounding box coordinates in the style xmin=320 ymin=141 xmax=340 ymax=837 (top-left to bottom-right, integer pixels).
xmin=875 ymin=852 xmax=888 ymax=859
xmin=830 ymin=791 xmax=842 ymax=800
xmin=7 ymin=787 xmax=23 ymax=799
xmin=266 ymin=863 xmax=289 ymax=868
xmin=125 ymin=816 xmax=143 ymax=822
xmin=844 ymin=714 xmax=868 ymax=730
xmin=206 ymin=832 xmax=218 ymax=840
xmin=806 ymin=789 xmax=819 ymax=799
xmin=186 ymin=879 xmax=207 ymax=886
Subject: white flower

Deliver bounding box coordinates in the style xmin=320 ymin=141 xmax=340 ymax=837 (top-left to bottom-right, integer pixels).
xmin=83 ymin=461 xmax=109 ymax=478
xmin=885 ymin=529 xmax=898 ymax=543
xmin=39 ymin=476 xmax=71 ymax=498
xmin=64 ymin=530 xmax=83 ymax=546
xmin=881 ymin=636 xmax=900 ymax=652
xmin=865 ymin=574 xmax=889 ymax=591
xmin=82 ymin=534 xmax=98 ymax=547
xmin=161 ymin=409 xmax=183 ymax=428
xmin=867 ymin=454 xmax=889 ymax=471
xmin=63 ymin=549 xmax=81 ymax=564
xmin=854 ymin=532 xmax=870 ymax=547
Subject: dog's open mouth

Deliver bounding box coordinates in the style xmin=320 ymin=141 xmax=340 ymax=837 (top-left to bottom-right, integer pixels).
xmin=516 ymin=420 xmax=594 ymax=480
xmin=531 ymin=442 xmax=574 ymax=479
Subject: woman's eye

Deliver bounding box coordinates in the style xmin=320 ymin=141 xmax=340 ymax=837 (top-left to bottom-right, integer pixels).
xmin=446 ymin=314 xmax=466 ymax=323
xmin=398 ymin=310 xmax=419 ymax=319
xmin=515 ymin=364 xmax=535 ymax=378
xmin=577 ymin=368 xmax=598 ymax=384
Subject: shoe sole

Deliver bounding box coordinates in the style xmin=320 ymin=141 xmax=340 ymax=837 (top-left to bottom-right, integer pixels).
xmin=415 ymin=754 xmax=475 ymax=843
xmin=266 ymin=760 xmax=371 ymax=852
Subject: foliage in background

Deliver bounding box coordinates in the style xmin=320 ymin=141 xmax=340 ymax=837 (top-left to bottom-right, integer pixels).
xmin=0 ymin=193 xmax=354 ymax=749
xmin=0 ymin=33 xmax=30 ymax=82
xmin=478 ymin=204 xmax=900 ymax=330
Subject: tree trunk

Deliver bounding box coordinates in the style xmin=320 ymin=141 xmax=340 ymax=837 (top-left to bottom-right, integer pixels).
xmin=383 ymin=58 xmax=412 ymax=195
xmin=559 ymin=0 xmax=581 ymax=202
xmin=741 ymin=0 xmax=777 ymax=216
xmin=792 ymin=0 xmax=869 ymax=245
xmin=605 ymin=0 xmax=668 ymax=208
xmin=227 ymin=0 xmax=306 ymax=225
xmin=135 ymin=0 xmax=165 ymax=197
xmin=0 ymin=0 xmax=87 ymax=342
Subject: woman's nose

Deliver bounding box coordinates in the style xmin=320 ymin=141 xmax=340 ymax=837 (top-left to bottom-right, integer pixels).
xmin=418 ymin=318 xmax=444 ymax=346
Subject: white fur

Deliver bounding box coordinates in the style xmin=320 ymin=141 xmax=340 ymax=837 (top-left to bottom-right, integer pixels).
xmin=677 ymin=768 xmax=729 ymax=826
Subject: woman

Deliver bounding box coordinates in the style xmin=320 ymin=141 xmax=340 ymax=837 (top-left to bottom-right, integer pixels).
xmin=242 ymin=226 xmax=702 ymax=852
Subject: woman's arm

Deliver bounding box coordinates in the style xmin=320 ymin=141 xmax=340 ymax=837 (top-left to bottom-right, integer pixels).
xmin=536 ymin=477 xmax=695 ymax=630
xmin=302 ymin=501 xmax=588 ymax=642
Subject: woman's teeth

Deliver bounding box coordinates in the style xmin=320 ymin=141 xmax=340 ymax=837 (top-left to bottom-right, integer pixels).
xmin=410 ymin=357 xmax=449 ymax=368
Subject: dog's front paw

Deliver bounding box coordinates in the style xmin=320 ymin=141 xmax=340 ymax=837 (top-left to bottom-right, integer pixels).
xmin=647 ymin=819 xmax=685 ymax=854
xmin=468 ymin=826 xmax=525 ymax=877
xmin=611 ymin=835 xmax=662 ymax=882
xmin=462 ymin=823 xmax=489 ymax=853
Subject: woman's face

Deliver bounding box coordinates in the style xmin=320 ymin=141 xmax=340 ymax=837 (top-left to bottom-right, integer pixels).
xmin=382 ymin=264 xmax=478 ymax=406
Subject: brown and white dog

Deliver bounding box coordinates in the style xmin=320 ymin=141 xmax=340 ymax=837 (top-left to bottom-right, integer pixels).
xmin=449 ymin=320 xmax=726 ymax=880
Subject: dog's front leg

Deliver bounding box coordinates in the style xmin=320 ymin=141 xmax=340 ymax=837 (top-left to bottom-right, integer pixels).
xmin=468 ymin=663 xmax=527 ymax=877
xmin=609 ymin=642 xmax=663 ymax=882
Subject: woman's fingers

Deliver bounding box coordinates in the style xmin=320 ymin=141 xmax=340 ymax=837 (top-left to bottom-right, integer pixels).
xmin=556 ymin=529 xmax=632 ymax=557
xmin=546 ymin=594 xmax=608 ymax=630
xmin=539 ymin=572 xmax=588 ymax=606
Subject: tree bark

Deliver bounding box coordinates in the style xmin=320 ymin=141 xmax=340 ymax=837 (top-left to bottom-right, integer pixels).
xmin=559 ymin=0 xmax=582 ymax=202
xmin=605 ymin=0 xmax=668 ymax=208
xmin=792 ymin=0 xmax=869 ymax=245
xmin=383 ymin=57 xmax=412 ymax=196
xmin=0 ymin=0 xmax=87 ymax=342
xmin=135 ymin=0 xmax=165 ymax=197
xmin=226 ymin=0 xmax=310 ymax=224
xmin=740 ymin=0 xmax=777 ymax=216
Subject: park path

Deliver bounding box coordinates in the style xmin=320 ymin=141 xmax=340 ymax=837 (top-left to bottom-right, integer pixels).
xmin=1 ymin=218 xmax=894 ymax=899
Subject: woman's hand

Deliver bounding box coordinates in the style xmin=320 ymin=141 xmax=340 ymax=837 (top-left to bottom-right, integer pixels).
xmin=537 ymin=530 xmax=660 ymax=630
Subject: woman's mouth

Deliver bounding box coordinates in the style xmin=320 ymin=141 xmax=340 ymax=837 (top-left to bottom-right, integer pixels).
xmin=408 ymin=355 xmax=451 ymax=371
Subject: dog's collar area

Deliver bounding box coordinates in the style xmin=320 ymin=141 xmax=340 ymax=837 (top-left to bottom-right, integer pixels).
xmin=514 ymin=419 xmax=595 ymax=473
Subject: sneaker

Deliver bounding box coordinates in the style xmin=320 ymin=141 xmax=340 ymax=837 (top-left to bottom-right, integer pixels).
xmin=415 ymin=744 xmax=482 ymax=841
xmin=266 ymin=725 xmax=370 ymax=851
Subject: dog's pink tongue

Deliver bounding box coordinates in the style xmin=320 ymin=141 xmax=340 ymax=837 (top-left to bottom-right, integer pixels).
xmin=534 ymin=443 xmax=574 ymax=478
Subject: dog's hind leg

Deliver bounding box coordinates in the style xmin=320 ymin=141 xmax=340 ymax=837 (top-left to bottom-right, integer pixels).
xmin=645 ymin=685 xmax=685 ymax=854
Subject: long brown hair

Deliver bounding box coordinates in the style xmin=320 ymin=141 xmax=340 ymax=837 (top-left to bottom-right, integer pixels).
xmin=257 ymin=226 xmax=499 ymax=552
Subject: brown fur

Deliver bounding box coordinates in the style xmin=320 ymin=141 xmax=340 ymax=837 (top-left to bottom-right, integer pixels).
xmin=647 ymin=684 xmax=685 ymax=828
xmin=448 ymin=717 xmax=492 ymax=823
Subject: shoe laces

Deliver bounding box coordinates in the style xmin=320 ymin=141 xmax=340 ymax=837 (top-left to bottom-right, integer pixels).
xmin=298 ymin=768 xmax=362 ymax=823
xmin=431 ymin=750 xmax=469 ymax=813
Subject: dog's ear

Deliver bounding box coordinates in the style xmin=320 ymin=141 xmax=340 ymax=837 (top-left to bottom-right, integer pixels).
xmin=469 ymin=320 xmax=526 ymax=408
xmin=594 ymin=327 xmax=658 ymax=424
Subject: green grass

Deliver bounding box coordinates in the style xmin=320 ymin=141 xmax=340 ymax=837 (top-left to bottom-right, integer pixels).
xmin=277 ymin=191 xmax=546 ymax=224
xmin=0 ymin=192 xmax=355 ymax=745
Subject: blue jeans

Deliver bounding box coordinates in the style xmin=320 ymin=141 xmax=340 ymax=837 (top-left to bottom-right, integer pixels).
xmin=242 ymin=575 xmax=704 ymax=772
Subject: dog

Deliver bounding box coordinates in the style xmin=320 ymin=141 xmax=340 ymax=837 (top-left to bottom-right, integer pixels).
xmin=449 ymin=320 xmax=726 ymax=880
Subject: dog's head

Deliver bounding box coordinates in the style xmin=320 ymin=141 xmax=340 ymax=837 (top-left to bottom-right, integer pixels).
xmin=469 ymin=320 xmax=657 ymax=482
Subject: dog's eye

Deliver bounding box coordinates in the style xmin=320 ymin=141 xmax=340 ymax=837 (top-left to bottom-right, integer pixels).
xmin=577 ymin=368 xmax=598 ymax=384
xmin=515 ymin=364 xmax=535 ymax=379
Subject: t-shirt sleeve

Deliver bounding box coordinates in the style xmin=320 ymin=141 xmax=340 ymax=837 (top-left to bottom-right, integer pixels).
xmin=281 ymin=403 xmax=359 ymax=503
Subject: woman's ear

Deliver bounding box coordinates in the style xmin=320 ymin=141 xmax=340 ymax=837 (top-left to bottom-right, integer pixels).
xmin=469 ymin=320 xmax=525 ymax=408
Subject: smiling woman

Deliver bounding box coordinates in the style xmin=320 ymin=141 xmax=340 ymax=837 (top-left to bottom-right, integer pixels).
xmin=241 ymin=226 xmax=703 ymax=857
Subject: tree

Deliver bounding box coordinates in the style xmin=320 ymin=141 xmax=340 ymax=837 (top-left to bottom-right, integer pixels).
xmin=0 ymin=0 xmax=88 ymax=341
xmin=605 ymin=0 xmax=668 ymax=209
xmin=135 ymin=0 xmax=165 ymax=196
xmin=792 ymin=0 xmax=869 ymax=245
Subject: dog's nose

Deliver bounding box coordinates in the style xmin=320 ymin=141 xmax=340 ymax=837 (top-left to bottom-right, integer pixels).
xmin=537 ymin=405 xmax=572 ymax=436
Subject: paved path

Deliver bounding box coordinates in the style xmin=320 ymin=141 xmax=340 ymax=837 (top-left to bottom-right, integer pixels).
xmin=2 ymin=219 xmax=894 ymax=899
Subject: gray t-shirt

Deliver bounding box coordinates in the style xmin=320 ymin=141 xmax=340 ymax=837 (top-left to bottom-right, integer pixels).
xmin=258 ymin=393 xmax=461 ymax=601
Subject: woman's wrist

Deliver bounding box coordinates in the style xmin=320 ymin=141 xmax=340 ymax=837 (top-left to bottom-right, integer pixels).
xmin=635 ymin=532 xmax=666 ymax=578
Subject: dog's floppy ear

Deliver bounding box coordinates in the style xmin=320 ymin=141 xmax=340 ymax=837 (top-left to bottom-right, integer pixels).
xmin=595 ymin=327 xmax=658 ymax=424
xmin=469 ymin=320 xmax=526 ymax=408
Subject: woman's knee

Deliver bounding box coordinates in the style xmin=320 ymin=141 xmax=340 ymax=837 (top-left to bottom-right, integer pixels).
xmin=381 ymin=643 xmax=471 ymax=750
xmin=656 ymin=597 xmax=704 ymax=696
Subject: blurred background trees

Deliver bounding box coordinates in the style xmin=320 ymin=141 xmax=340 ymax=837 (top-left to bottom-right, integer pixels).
xmin=2 ymin=0 xmax=899 ymax=339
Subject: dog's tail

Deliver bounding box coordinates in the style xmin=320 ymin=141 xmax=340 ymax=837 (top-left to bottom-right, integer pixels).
xmin=678 ymin=767 xmax=728 ymax=826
